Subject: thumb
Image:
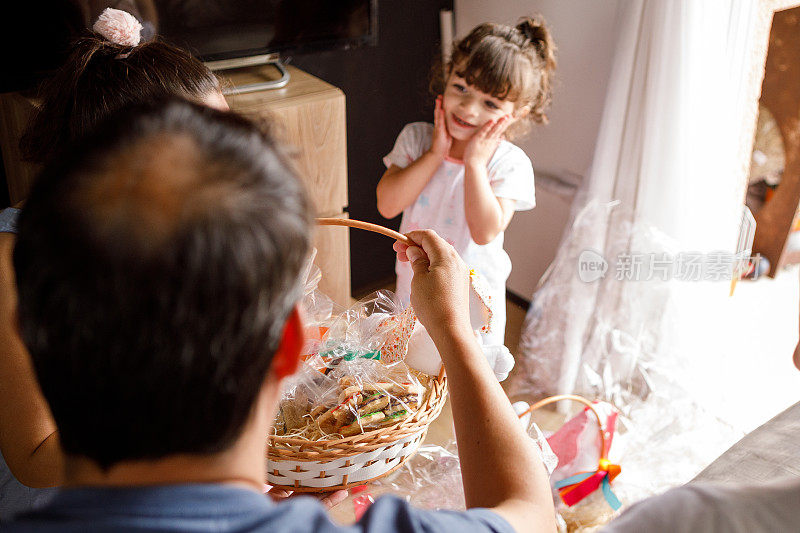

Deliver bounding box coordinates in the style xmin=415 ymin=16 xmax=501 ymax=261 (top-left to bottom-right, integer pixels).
xmin=406 ymin=246 xmax=430 ymax=274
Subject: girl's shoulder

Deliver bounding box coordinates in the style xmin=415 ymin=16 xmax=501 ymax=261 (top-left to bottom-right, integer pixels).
xmin=403 ymin=121 xmax=434 ymax=131
xmin=490 ymin=140 xmax=533 ymax=168
xmin=394 ymin=122 xmax=434 ymax=154
xmin=398 ymin=121 xmax=434 ymax=140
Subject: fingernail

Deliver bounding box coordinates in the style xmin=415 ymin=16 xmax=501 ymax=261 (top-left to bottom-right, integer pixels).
xmin=407 ymin=246 xmax=423 ymax=262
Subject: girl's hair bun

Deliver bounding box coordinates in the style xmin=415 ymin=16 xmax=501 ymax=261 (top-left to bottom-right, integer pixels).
xmin=516 ymin=15 xmax=556 ymax=72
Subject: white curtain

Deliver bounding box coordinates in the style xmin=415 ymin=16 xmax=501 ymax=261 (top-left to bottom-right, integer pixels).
xmin=513 ymin=0 xmax=758 ymax=399
xmin=511 ymin=0 xmax=764 ymax=497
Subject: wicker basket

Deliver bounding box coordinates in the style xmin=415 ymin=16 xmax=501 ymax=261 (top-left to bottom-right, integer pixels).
xmin=267 ymin=371 xmax=447 ymax=491
xmin=266 ymin=218 xmax=447 ymax=492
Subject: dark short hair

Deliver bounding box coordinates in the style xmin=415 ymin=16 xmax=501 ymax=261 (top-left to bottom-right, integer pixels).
xmin=20 ymin=35 xmax=220 ymax=164
xmin=14 ymin=99 xmax=311 ymax=469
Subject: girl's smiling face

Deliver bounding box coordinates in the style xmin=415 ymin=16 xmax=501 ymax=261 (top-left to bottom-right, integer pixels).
xmin=441 ymin=72 xmax=517 ymax=141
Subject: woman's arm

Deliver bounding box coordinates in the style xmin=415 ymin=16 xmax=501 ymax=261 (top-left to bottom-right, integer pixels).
xmin=398 ymin=229 xmax=556 ymax=533
xmin=0 ymin=232 xmax=63 ymax=487
xmin=376 ymin=97 xmax=450 ymax=219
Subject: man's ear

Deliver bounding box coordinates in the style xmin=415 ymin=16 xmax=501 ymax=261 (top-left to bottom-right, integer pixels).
xmin=270 ymin=306 xmax=304 ymax=380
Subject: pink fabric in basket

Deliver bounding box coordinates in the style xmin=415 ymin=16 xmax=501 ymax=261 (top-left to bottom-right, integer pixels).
xmin=547 ymin=402 xmax=618 ymax=482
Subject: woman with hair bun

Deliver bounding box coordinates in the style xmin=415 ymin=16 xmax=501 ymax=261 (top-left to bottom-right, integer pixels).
xmin=20 ymin=8 xmax=226 ymax=165
xmin=0 ymin=8 xmax=226 ymax=519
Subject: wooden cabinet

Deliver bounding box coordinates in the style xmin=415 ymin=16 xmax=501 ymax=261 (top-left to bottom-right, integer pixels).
xmin=0 ymin=92 xmax=38 ymax=205
xmin=224 ymin=65 xmax=351 ymax=305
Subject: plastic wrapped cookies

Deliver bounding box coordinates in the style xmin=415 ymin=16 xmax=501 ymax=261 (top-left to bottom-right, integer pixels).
xmin=274 ymin=367 xmax=428 ymax=440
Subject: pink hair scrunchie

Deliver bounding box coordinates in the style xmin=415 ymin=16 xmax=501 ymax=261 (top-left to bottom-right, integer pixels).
xmin=93 ymin=8 xmax=143 ymax=47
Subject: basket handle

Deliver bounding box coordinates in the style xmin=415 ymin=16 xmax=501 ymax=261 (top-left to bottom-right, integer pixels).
xmin=316 ymin=218 xmax=414 ymax=246
xmin=517 ymin=394 xmax=608 ymax=459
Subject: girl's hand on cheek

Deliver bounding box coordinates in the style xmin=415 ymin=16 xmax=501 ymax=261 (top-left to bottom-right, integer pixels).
xmin=464 ymin=114 xmax=512 ymax=169
xmin=429 ymin=95 xmax=452 ymax=158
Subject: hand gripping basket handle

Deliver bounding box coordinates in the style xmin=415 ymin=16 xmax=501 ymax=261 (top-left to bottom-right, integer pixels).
xmin=316 ymin=218 xmax=414 ymax=246
xmin=315 ymin=217 xmax=444 ymax=381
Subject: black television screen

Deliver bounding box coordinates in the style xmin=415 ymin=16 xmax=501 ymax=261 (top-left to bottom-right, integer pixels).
xmin=154 ymin=0 xmax=377 ymax=63
xmin=0 ymin=1 xmax=377 ymax=92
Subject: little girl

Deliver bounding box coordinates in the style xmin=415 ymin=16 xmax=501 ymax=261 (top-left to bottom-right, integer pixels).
xmin=377 ymin=16 xmax=556 ymax=346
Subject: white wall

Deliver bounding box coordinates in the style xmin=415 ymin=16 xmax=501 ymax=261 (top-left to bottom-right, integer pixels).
xmin=455 ymin=0 xmax=621 ymax=297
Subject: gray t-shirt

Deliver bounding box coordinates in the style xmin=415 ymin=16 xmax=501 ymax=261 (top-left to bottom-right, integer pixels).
xmin=601 ymin=477 xmax=800 ymax=533
xmin=0 ymin=452 xmax=54 ymax=523
xmin=5 ymin=483 xmax=514 ymax=532
xmin=0 ymin=207 xmax=20 ymax=234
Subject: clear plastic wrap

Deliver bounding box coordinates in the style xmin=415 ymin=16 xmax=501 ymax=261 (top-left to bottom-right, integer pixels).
xmin=274 ymin=358 xmax=426 ymax=440
xmin=373 ymin=442 xmax=465 ymax=510
xmin=313 ymin=290 xmax=414 ymax=365
xmin=508 ymin=200 xmax=746 ymax=511
xmin=300 ymin=248 xmax=337 ymax=326
xmin=275 ymin=289 xmax=428 ymax=440
xmin=369 ymin=416 xmax=558 ymax=512
xmin=513 ymin=401 xmax=560 ymax=475
xmin=508 ymin=200 xmax=682 ymax=405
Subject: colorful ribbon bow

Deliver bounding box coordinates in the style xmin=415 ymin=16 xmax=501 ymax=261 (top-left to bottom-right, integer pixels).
xmin=554 ymin=457 xmax=622 ymax=510
xmin=517 ymin=395 xmax=622 ymax=511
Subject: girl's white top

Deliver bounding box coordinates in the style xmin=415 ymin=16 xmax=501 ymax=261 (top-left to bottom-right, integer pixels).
xmin=384 ymin=122 xmax=535 ymax=345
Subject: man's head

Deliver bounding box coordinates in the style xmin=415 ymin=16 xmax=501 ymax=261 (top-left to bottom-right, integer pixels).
xmin=13 ymin=100 xmax=311 ymax=470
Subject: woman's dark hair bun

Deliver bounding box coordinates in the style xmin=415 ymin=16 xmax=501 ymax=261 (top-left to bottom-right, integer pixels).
xmin=19 ymin=34 xmax=219 ymax=165
xmin=517 ymin=15 xmax=557 ymax=73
